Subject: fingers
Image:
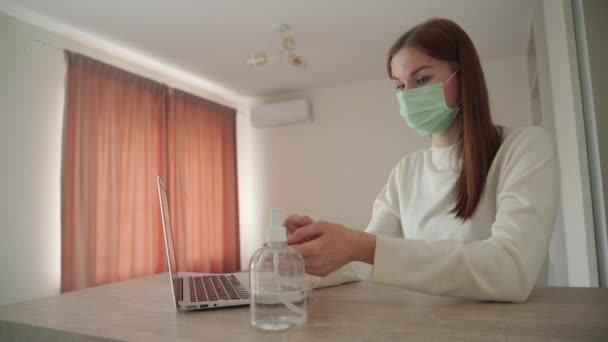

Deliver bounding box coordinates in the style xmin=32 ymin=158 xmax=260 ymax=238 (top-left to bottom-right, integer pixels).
xmin=290 ymin=238 xmax=321 ymax=258
xmin=292 ymin=246 xmax=333 ymax=277
xmin=284 ymin=214 xmax=314 ymax=233
xmin=287 ymin=222 xmax=325 ymax=245
xmin=304 ymin=260 xmax=331 ymax=277
xmin=286 ymin=221 xmax=344 ymax=277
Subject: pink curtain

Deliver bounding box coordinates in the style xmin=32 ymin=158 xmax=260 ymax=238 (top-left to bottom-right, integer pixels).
xmin=167 ymin=89 xmax=240 ymax=274
xmin=62 ymin=52 xmax=239 ymax=292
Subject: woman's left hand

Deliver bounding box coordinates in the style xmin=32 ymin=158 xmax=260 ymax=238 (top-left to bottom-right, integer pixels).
xmin=286 ymin=220 xmax=376 ymax=277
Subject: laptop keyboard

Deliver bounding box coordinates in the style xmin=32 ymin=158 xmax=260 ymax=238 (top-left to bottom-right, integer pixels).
xmin=187 ymin=274 xmax=249 ymax=303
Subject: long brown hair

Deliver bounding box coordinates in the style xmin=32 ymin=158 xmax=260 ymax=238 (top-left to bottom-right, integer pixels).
xmin=387 ymin=18 xmax=502 ymax=220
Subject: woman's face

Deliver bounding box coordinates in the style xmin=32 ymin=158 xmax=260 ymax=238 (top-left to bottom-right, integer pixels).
xmin=390 ymin=47 xmax=460 ymax=109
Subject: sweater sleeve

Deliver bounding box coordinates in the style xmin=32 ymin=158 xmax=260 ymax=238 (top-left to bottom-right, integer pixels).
xmin=371 ymin=127 xmax=560 ymax=302
xmin=312 ymin=160 xmax=405 ymax=289
xmin=366 ymin=161 xmax=404 ymax=238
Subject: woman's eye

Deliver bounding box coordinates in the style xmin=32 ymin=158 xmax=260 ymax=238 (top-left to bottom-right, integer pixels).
xmin=416 ymin=76 xmax=431 ymax=85
xmin=395 ymin=84 xmax=405 ymax=91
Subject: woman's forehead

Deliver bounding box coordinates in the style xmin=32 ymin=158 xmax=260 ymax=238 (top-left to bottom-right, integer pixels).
xmin=391 ymin=48 xmax=438 ymax=79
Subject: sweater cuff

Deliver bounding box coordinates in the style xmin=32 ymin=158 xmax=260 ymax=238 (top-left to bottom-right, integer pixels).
xmin=371 ymin=235 xmax=409 ymax=285
xmin=306 ymin=274 xmax=321 ymax=289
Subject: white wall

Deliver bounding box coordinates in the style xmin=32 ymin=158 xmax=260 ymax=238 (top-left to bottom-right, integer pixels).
xmin=483 ymin=56 xmax=532 ymax=127
xmin=237 ymin=57 xmax=533 ymax=269
xmin=542 ymin=0 xmax=599 ymax=287
xmin=0 ymin=13 xmax=64 ymax=305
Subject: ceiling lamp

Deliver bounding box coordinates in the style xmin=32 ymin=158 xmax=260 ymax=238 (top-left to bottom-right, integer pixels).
xmin=247 ymin=24 xmax=306 ymax=68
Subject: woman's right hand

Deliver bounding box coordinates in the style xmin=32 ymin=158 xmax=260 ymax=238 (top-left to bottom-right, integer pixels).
xmin=283 ymin=214 xmax=314 ymax=234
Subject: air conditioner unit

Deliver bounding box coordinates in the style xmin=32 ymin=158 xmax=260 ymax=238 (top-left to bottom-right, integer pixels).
xmin=250 ymin=99 xmax=312 ymax=128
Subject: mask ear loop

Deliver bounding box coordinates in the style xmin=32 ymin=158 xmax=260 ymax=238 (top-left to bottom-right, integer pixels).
xmin=443 ymin=67 xmax=460 ymax=86
xmin=443 ymin=67 xmax=461 ymax=110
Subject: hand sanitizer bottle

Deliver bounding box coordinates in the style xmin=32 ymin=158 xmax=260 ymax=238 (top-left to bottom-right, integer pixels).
xmin=249 ymin=208 xmax=307 ymax=331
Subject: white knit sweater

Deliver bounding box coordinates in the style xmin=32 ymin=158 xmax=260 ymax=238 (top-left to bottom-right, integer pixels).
xmin=313 ymin=126 xmax=560 ymax=302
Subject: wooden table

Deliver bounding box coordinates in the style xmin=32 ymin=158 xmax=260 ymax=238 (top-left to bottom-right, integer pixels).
xmin=1 ymin=273 xmax=607 ymax=341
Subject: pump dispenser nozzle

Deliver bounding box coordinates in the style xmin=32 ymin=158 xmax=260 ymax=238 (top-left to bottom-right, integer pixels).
xmin=265 ymin=208 xmax=287 ymax=243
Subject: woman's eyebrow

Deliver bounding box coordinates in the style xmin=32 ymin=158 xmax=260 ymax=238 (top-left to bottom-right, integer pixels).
xmin=409 ymin=65 xmax=432 ymax=77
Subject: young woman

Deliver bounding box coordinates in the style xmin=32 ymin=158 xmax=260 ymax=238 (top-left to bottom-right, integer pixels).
xmin=284 ymin=18 xmax=560 ymax=302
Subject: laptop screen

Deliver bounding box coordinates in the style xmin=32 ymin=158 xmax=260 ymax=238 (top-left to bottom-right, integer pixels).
xmin=157 ymin=176 xmax=179 ymax=299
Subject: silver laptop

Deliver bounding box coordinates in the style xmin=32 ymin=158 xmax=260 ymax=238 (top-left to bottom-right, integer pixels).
xmin=157 ymin=175 xmax=250 ymax=310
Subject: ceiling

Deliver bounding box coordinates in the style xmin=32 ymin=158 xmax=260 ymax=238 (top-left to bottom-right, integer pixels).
xmin=1 ymin=0 xmax=539 ymax=100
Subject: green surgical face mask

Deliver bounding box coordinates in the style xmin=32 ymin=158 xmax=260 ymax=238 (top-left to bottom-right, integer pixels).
xmin=396 ymin=69 xmax=460 ymax=136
